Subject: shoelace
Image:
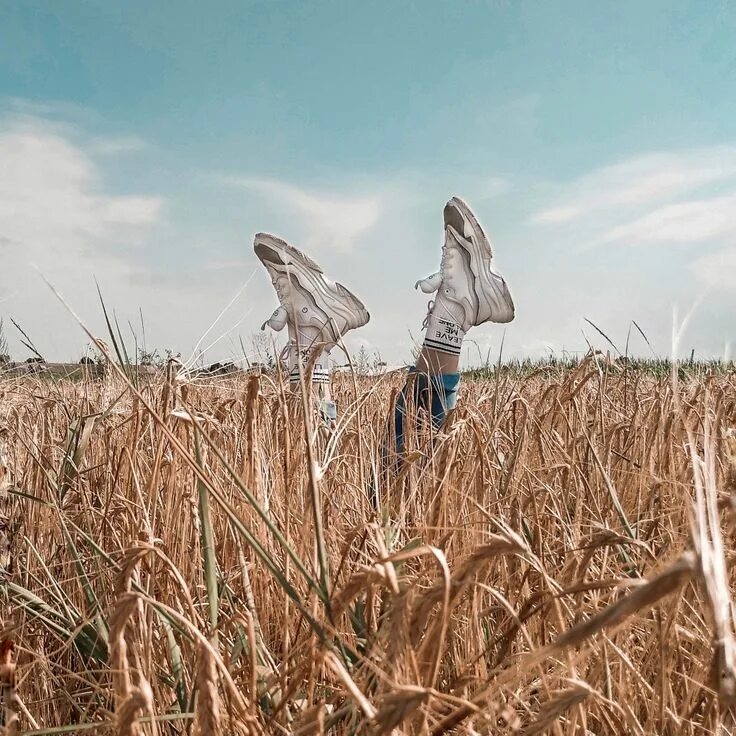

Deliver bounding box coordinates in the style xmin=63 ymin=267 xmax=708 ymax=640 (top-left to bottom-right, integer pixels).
xmin=421 ymin=299 xmax=435 ymax=330
xmin=440 ymin=242 xmax=450 ymax=273
xmin=278 ymin=341 xmax=292 ymax=365
xmin=419 ymin=243 xmax=450 ymax=330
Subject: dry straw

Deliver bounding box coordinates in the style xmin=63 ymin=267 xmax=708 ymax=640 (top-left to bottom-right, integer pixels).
xmin=1 ymin=350 xmax=735 ymax=734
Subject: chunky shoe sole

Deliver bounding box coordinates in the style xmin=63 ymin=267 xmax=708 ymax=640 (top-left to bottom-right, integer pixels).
xmin=254 ymin=233 xmax=370 ymax=344
xmin=443 ymin=197 xmax=515 ymax=324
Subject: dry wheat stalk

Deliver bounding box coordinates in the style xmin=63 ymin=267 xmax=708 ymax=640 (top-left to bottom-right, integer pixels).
xmin=195 ymin=640 xmax=221 ymax=736
xmin=0 ymin=636 xmax=17 ymax=736
xmin=1 ymin=363 xmax=733 ymax=734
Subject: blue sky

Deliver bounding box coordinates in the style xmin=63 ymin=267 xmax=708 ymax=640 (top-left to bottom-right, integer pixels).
xmin=2 ymin=0 xmax=735 ymax=364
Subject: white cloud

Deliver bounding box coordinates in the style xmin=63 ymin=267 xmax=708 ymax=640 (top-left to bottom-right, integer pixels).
xmin=514 ymin=145 xmax=736 ymax=360
xmin=530 ymin=146 xmax=736 ymax=225
xmin=0 ymin=107 xmax=730 ymax=365
xmin=0 ymin=117 xmax=163 ymax=252
xmin=603 ymin=193 xmax=736 ymax=245
xmin=0 ymin=114 xmax=167 ymax=358
xmin=224 ymin=176 xmax=382 ymax=251
xmin=533 ymin=205 xmax=581 ymax=224
xmin=690 ymin=246 xmax=736 ymax=288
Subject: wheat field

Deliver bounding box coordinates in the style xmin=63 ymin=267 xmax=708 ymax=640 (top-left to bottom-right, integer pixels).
xmin=1 ymin=356 xmax=735 ymax=735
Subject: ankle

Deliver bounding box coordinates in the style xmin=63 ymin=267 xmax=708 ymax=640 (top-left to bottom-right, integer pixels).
xmin=416 ymin=346 xmax=461 ymax=375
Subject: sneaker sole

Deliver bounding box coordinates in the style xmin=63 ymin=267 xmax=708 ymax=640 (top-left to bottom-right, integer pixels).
xmin=254 ymin=233 xmax=370 ymax=342
xmin=444 ymin=198 xmax=515 ymax=324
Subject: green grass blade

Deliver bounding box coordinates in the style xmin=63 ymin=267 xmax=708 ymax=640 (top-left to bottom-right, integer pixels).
xmin=193 ymin=427 xmax=220 ymax=639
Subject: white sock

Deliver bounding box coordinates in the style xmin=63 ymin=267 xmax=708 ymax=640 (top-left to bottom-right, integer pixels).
xmin=310 ymin=348 xmax=331 ymax=384
xmin=422 ymin=312 xmax=465 ymax=356
xmin=288 ymin=328 xmax=330 ymax=384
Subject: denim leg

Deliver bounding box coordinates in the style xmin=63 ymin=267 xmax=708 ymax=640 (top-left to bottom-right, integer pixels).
xmin=393 ymin=367 xmax=461 ymax=454
xmin=369 ymin=369 xmax=461 ymax=509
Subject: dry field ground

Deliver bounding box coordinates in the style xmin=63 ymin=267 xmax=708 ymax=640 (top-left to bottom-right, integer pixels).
xmin=1 ymin=358 xmax=735 ymax=735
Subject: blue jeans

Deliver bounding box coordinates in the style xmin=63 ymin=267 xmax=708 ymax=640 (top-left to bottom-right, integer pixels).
xmin=392 ymin=367 xmax=461 ymax=454
xmin=368 ymin=368 xmax=460 ymax=508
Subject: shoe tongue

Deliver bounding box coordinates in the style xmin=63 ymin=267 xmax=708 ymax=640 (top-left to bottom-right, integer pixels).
xmin=254 ymin=243 xmax=282 ymax=265
xmin=443 ymin=202 xmax=465 ymax=234
xmin=445 ymin=219 xmax=478 ymax=246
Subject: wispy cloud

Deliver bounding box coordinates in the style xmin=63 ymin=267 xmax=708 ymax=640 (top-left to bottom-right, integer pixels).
xmin=603 ymin=192 xmax=736 ymax=245
xmin=533 ymin=205 xmax=581 ymax=224
xmin=531 ymin=146 xmax=736 ymax=225
xmin=223 ymin=176 xmax=382 ymax=251
xmin=515 ymin=144 xmax=736 ymax=359
xmin=529 ymin=145 xmax=736 ymax=296
xmin=691 ymin=246 xmax=736 ymax=288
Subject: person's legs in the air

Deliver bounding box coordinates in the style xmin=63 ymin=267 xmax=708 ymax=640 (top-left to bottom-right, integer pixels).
xmin=392 ymin=196 xmax=515 ymax=455
xmin=253 ymin=232 xmax=370 ymax=423
xmin=251 ymin=199 xmax=515 ymax=508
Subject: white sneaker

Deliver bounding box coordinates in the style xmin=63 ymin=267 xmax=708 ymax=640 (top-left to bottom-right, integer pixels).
xmin=415 ymin=197 xmax=515 ymax=332
xmin=254 ymin=233 xmax=370 ymax=379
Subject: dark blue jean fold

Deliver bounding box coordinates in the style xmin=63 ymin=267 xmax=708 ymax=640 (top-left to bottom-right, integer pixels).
xmin=393 ymin=367 xmax=461 ymax=454
xmin=368 ymin=368 xmax=461 ymax=509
